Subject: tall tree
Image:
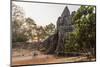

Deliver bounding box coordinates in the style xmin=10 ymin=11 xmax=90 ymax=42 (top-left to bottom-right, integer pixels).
xmin=71 ymin=6 xmax=96 ymax=56
xmin=25 ymin=17 xmax=36 ymax=41
xmin=44 ymin=23 xmax=55 ymax=38
xmin=12 ymin=3 xmax=27 ymax=42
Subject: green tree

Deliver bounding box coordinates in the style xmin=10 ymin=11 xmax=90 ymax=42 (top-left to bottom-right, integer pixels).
xmin=69 ymin=6 xmax=96 ymax=57
xmin=12 ymin=3 xmax=27 ymax=42
xmin=25 ymin=17 xmax=37 ymax=41
xmin=44 ymin=23 xmax=55 ymax=38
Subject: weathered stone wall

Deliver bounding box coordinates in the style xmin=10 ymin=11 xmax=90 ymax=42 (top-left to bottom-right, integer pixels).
xmin=42 ymin=6 xmax=73 ymax=55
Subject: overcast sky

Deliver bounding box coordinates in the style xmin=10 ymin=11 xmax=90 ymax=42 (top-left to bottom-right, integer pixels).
xmin=12 ymin=1 xmax=80 ymax=26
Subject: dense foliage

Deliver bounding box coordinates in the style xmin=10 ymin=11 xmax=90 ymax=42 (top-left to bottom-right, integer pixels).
xmin=65 ymin=6 xmax=96 ymax=56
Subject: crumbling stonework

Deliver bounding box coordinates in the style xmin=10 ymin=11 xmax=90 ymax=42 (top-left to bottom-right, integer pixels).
xmin=42 ymin=6 xmax=73 ymax=55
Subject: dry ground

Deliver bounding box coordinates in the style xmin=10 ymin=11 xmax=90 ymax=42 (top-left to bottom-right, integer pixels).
xmin=12 ymin=49 xmax=96 ymax=66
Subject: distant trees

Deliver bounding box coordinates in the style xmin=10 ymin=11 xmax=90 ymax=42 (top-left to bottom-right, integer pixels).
xmin=35 ymin=23 xmax=55 ymax=42
xmin=12 ymin=3 xmax=27 ymax=42
xmin=12 ymin=3 xmax=56 ymax=43
xmin=25 ymin=17 xmax=36 ymax=41
xmin=44 ymin=23 xmax=56 ymax=38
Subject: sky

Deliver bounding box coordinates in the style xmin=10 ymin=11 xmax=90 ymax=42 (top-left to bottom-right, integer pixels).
xmin=12 ymin=1 xmax=80 ymax=26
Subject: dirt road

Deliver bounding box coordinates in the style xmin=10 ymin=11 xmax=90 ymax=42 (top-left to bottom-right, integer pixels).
xmin=12 ymin=54 xmax=90 ymax=66
xmin=12 ymin=49 xmax=95 ymax=66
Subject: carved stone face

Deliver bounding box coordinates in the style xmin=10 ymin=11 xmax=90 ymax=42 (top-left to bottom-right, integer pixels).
xmin=56 ymin=6 xmax=73 ymax=33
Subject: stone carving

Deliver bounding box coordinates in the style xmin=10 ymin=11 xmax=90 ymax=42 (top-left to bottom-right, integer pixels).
xmin=42 ymin=6 xmax=73 ymax=55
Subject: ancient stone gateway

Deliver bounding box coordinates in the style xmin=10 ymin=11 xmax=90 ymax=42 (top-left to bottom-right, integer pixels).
xmin=42 ymin=6 xmax=73 ymax=55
